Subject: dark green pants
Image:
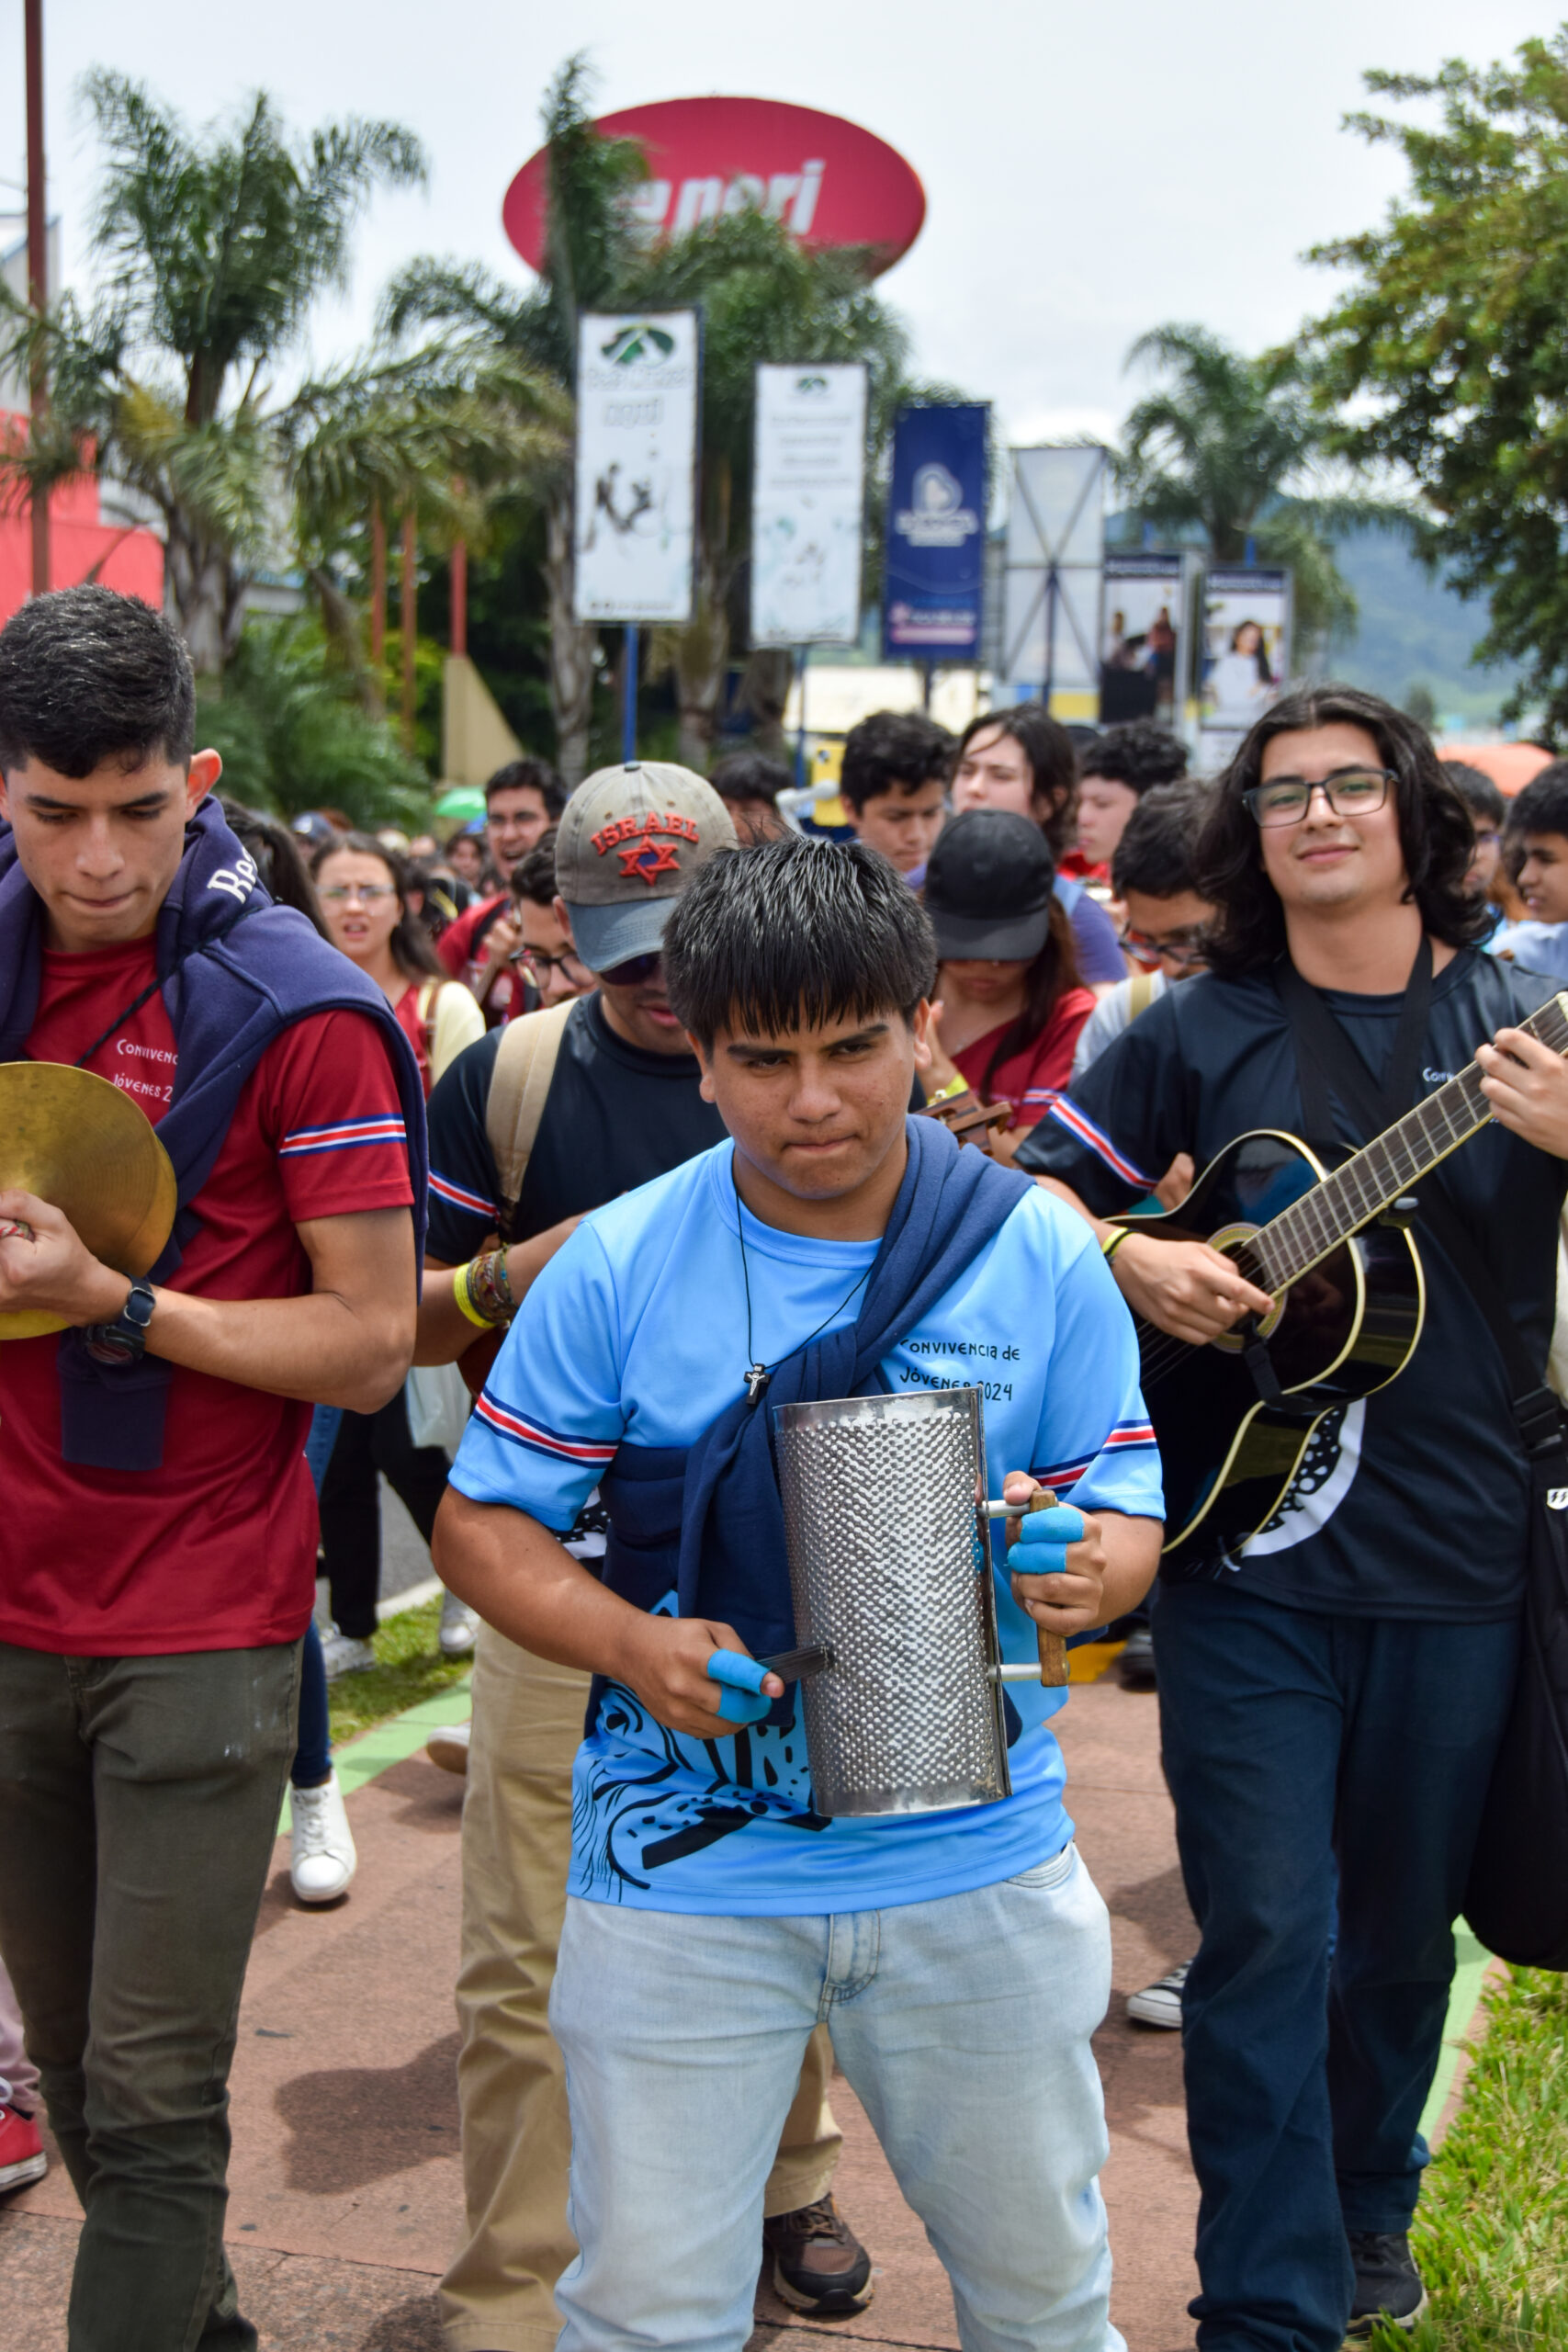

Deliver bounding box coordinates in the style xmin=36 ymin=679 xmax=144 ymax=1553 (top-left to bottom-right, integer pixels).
xmin=0 ymin=1642 xmax=300 ymax=2352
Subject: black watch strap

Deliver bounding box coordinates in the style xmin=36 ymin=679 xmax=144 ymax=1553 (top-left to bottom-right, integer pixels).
xmin=84 ymin=1277 xmax=157 ymax=1366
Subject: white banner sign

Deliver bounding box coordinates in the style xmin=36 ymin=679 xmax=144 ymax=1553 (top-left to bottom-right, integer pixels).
xmin=750 ymin=363 xmax=868 ymax=647
xmin=1197 ymin=565 xmax=1293 ymax=770
xmin=573 ymin=311 xmax=700 ymax=625
xmin=1000 ymin=446 xmax=1107 ymax=704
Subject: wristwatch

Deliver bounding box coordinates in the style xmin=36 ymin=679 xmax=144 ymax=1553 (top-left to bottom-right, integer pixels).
xmin=84 ymin=1278 xmax=157 ymax=1366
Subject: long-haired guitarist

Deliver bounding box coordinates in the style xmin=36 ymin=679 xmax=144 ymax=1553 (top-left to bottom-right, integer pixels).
xmin=1018 ymin=684 xmax=1568 ymax=2349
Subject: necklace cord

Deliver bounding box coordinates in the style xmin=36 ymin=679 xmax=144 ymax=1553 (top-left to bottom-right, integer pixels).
xmin=732 ymin=1164 xmax=873 ymax=1407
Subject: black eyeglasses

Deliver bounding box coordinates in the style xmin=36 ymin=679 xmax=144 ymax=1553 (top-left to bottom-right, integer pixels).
xmin=1119 ymin=925 xmax=1209 ymax=972
xmin=598 ymin=951 xmax=663 ymax=987
xmin=516 ymin=945 xmax=591 ymax=982
xmin=1242 ymin=768 xmax=1395 ymax=829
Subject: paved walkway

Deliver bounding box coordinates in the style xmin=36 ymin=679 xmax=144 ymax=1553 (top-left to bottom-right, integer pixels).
xmin=0 ymin=1650 xmax=1489 ymax=2351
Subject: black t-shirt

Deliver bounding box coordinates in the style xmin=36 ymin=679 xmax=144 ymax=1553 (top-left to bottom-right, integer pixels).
xmin=1018 ymin=948 xmax=1568 ymax=1621
xmin=425 ymin=991 xmax=726 ymax=1261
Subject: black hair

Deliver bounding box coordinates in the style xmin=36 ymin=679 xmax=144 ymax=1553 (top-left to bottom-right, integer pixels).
xmin=664 ymin=834 xmax=937 ymax=1047
xmin=1440 ymin=760 xmax=1506 ymax=830
xmin=1080 ymin=719 xmax=1189 ymax=797
xmin=310 ymin=828 xmax=446 ymax=982
xmin=1505 ymin=761 xmax=1568 ymax=845
xmin=510 ymin=826 xmax=560 ymax=910
xmin=1193 ymin=684 xmax=1487 ymax=978
xmin=1111 ymin=780 xmax=1213 ymax=900
xmin=708 ymin=751 xmax=790 ymax=808
xmin=0 ymin=584 xmax=196 ymax=776
xmin=220 ymin=796 xmax=327 ymax=936
xmin=485 ymin=757 xmax=567 ymax=817
xmin=954 ymin=703 xmax=1079 ymax=856
xmin=839 ymin=710 xmax=954 ymax=814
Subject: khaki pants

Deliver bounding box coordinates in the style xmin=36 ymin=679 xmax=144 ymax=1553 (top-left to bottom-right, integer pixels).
xmin=440 ymin=1628 xmax=844 ymax=2352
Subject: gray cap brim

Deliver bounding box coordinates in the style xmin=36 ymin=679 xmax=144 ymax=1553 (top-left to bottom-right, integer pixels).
xmin=927 ymin=903 xmax=1052 ymax=962
xmin=565 ymin=891 xmax=678 ymax=974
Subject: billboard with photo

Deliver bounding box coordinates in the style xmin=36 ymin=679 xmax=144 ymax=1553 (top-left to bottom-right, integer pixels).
xmin=882 ymin=403 xmax=988 ymax=661
xmin=1198 ymin=565 xmax=1292 ymax=769
xmin=572 ymin=311 xmax=700 ymax=625
xmin=750 ymin=363 xmax=868 ymax=647
xmin=1101 ymin=552 xmax=1187 ymax=725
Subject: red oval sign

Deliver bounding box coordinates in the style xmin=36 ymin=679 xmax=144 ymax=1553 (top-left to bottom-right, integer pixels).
xmin=502 ymin=96 xmax=925 ymax=280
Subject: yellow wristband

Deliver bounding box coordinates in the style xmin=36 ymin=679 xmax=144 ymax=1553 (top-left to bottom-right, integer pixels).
xmin=1101 ymin=1226 xmax=1133 ymax=1263
xmin=453 ymin=1261 xmax=490 ymax=1329
xmin=926 ymin=1073 xmax=970 ymax=1107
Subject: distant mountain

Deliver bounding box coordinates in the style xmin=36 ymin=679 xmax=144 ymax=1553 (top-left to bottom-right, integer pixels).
xmin=1325 ymin=529 xmax=1519 ymax=724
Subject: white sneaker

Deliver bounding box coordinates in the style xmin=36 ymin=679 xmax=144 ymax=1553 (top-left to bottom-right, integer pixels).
xmin=438 ymin=1589 xmax=480 ymax=1657
xmin=318 ymin=1625 xmax=377 ymax=1679
xmin=289 ymin=1771 xmax=357 ymax=1904
xmin=426 ymin=1720 xmax=471 ymax=1775
xmin=1126 ymin=1958 xmax=1190 ymax=2029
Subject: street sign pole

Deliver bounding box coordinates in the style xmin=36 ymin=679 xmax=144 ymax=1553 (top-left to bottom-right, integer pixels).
xmin=622 ymin=625 xmax=639 ymax=764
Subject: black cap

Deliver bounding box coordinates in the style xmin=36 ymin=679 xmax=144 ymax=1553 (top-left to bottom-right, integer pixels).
xmin=924 ymin=808 xmax=1056 ymax=960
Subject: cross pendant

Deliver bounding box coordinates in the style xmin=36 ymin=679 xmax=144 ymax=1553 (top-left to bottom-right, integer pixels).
xmin=744 ymin=1363 xmax=772 ymax=1407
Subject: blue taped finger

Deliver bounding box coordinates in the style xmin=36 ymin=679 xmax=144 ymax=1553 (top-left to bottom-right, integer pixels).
xmin=1021 ymin=1506 xmax=1084 ymax=1544
xmin=705 ymin=1649 xmax=770 ymax=1695
xmin=1008 ymin=1540 xmax=1070 ymax=1579
xmin=714 ymin=1685 xmax=773 ymax=1724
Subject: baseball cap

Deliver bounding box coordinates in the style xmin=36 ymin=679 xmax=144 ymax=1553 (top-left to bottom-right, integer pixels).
xmin=554 ymin=761 xmax=738 ymax=971
xmin=923 ymin=808 xmax=1055 ymax=961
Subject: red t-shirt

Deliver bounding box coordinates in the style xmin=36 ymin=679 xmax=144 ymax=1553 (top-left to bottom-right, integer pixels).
xmin=0 ymin=936 xmax=414 ymax=1657
xmin=1056 ymin=849 xmax=1111 ymax=887
xmin=952 ymin=987 xmax=1097 ymax=1126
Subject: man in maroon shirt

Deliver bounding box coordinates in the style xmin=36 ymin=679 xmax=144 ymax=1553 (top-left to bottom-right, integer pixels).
xmin=0 ymin=588 xmax=421 ymax=2352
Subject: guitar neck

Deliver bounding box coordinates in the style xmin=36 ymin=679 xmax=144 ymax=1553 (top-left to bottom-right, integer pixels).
xmin=1247 ymin=989 xmax=1568 ymax=1292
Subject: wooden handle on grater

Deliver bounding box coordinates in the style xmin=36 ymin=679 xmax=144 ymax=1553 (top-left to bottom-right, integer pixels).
xmin=1017 ymin=1487 xmax=1068 ymax=1689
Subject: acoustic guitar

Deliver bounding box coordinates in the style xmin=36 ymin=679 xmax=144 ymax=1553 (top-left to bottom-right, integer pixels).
xmin=1120 ymin=990 xmax=1568 ymax=1567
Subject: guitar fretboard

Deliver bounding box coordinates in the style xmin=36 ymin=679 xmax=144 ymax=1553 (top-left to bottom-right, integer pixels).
xmin=1238 ymin=990 xmax=1568 ymax=1293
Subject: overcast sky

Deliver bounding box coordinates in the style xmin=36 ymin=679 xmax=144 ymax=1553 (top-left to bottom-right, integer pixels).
xmin=0 ymin=0 xmax=1551 ymax=448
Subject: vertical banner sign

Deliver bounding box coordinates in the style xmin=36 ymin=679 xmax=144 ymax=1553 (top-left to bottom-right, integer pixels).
xmin=750 ymin=363 xmax=868 ymax=646
xmin=882 ymin=403 xmax=988 ymax=662
xmin=1198 ymin=565 xmax=1292 ymax=770
xmin=573 ymin=311 xmax=700 ymax=624
xmin=1001 ymin=447 xmax=1107 ymax=715
xmin=1100 ymin=551 xmax=1188 ymax=725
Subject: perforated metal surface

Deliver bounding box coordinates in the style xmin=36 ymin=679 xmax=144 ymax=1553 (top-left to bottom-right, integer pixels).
xmin=773 ymin=1387 xmax=1010 ymax=1817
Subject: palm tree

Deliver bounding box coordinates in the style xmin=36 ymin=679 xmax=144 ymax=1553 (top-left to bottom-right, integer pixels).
xmin=1114 ymin=324 xmax=1409 ymax=657
xmin=0 ymin=74 xmax=566 ymax=679
xmin=386 ymin=54 xmax=911 ymax=775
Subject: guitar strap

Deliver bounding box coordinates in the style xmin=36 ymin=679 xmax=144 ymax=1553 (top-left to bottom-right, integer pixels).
xmin=1276 ymin=944 xmax=1561 ymax=1458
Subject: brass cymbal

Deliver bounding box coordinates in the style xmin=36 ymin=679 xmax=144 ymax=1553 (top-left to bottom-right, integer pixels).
xmin=0 ymin=1062 xmax=177 ymax=1340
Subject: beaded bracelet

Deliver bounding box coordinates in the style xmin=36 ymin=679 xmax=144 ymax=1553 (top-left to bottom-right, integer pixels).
xmin=467 ymin=1247 xmax=515 ymax=1328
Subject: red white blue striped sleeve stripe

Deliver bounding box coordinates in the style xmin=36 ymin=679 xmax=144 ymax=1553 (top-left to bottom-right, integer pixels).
xmin=473 ymin=1392 xmax=619 ymax=1467
xmin=279 ymin=1114 xmax=408 ymax=1159
xmin=429 ymin=1169 xmax=497 ymax=1219
xmin=1033 ymin=1419 xmax=1158 ymax=1490
xmin=1043 ymin=1098 xmax=1154 ymax=1189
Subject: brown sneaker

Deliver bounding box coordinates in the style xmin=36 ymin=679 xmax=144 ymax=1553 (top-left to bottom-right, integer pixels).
xmin=762 ymin=2194 xmax=874 ymax=2315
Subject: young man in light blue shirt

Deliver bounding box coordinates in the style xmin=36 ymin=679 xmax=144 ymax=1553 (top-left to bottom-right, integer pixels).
xmin=435 ymin=836 xmax=1163 ymax=2352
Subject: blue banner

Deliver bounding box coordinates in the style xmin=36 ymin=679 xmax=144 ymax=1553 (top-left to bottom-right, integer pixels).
xmin=882 ymin=403 xmax=988 ymax=660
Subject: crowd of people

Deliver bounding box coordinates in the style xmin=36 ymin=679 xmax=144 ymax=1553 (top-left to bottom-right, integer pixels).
xmin=1 ymin=582 xmax=1567 ymax=2352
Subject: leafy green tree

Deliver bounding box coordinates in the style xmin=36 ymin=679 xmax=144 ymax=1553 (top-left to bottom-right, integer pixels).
xmin=1301 ymin=32 xmax=1568 ymax=733
xmin=196 ymin=616 xmax=429 ymax=825
xmin=0 ymin=74 xmax=565 ymax=679
xmin=1114 ymin=324 xmax=1406 ymax=659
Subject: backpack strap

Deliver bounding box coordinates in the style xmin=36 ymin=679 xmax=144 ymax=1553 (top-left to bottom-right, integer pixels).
xmin=484 ymin=998 xmax=575 ymax=1239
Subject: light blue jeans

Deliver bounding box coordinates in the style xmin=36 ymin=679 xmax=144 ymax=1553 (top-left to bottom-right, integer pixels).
xmin=549 ymin=1843 xmax=1124 ymax=2352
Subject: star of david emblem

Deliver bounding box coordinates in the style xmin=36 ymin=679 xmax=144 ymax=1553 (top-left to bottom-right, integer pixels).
xmin=619 ymin=839 xmax=682 ymax=885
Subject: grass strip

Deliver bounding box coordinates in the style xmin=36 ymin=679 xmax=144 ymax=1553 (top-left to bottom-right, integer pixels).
xmin=1369 ymin=1967 xmax=1568 ymax=2349
xmin=327 ymin=1596 xmax=473 ymax=1748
